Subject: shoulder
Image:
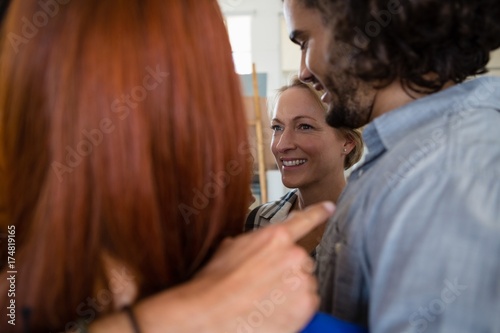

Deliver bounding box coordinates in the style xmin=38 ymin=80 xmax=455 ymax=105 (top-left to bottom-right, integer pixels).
xmin=244 ymin=189 xmax=298 ymax=232
xmin=363 ymin=169 xmax=500 ymax=332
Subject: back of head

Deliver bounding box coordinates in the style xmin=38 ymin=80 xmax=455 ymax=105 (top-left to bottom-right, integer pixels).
xmin=299 ymin=0 xmax=500 ymax=91
xmin=0 ymin=0 xmax=251 ymax=330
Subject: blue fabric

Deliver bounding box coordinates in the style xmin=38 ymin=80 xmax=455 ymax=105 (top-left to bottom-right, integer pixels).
xmin=301 ymin=312 xmax=369 ymax=333
xmin=316 ymin=77 xmax=500 ymax=332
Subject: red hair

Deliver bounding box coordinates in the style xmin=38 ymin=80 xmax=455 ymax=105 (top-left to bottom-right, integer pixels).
xmin=0 ymin=0 xmax=251 ymax=331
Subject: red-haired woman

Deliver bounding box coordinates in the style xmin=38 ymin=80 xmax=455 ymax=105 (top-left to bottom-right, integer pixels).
xmin=0 ymin=0 xmax=333 ymax=332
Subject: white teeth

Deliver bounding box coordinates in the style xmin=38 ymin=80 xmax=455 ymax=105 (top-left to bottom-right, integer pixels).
xmin=282 ymin=159 xmax=306 ymax=167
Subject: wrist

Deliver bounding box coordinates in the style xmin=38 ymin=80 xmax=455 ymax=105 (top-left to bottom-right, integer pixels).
xmin=123 ymin=305 xmax=141 ymax=333
xmin=132 ymin=280 xmax=217 ymax=333
xmin=88 ymin=309 xmax=136 ymax=333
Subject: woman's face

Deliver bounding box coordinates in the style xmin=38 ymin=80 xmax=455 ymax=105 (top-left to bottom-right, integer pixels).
xmin=271 ymin=87 xmax=347 ymax=190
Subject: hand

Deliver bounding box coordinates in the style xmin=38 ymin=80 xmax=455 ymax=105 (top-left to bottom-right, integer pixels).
xmin=90 ymin=201 xmax=335 ymax=333
xmin=194 ymin=201 xmax=335 ymax=333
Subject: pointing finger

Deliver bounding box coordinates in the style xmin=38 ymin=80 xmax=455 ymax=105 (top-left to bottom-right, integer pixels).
xmin=284 ymin=201 xmax=335 ymax=242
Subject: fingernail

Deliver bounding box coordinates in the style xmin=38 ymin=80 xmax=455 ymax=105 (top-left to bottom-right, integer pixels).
xmin=323 ymin=201 xmax=335 ymax=214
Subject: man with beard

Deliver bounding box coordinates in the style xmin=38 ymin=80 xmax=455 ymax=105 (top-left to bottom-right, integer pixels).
xmin=282 ymin=0 xmax=500 ymax=332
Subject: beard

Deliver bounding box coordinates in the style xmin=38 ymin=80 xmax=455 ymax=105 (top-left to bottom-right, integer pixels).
xmin=322 ymin=72 xmax=372 ymax=129
xmin=323 ymin=39 xmax=374 ymax=129
xmin=326 ymin=100 xmax=370 ymax=129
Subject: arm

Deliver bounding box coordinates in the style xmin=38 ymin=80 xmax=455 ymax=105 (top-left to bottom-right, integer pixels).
xmin=366 ymin=171 xmax=500 ymax=333
xmin=90 ymin=202 xmax=335 ymax=333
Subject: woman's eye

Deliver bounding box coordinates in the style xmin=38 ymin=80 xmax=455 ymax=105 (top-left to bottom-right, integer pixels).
xmin=298 ymin=124 xmax=313 ymax=130
xmin=271 ymin=125 xmax=283 ymax=131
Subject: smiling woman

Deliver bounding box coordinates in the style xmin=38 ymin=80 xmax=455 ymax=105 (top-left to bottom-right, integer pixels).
xmin=245 ymin=76 xmax=363 ymax=253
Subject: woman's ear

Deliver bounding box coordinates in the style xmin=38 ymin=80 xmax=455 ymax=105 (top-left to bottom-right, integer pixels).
xmin=342 ymin=135 xmax=356 ymax=155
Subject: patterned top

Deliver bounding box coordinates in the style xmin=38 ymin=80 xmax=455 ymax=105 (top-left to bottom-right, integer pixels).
xmin=244 ymin=189 xmax=299 ymax=232
xmin=245 ymin=189 xmax=320 ymax=258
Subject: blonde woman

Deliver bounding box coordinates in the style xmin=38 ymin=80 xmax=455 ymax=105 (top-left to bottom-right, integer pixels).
xmin=246 ymin=77 xmax=363 ymax=253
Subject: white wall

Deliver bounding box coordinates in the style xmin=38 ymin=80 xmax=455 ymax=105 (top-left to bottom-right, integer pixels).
xmin=219 ymin=0 xmax=288 ymax=97
xmin=487 ymin=49 xmax=500 ymax=76
xmin=219 ymin=0 xmax=500 ymax=97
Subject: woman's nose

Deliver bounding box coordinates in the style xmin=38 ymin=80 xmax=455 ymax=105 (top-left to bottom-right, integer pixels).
xmin=274 ymin=129 xmax=296 ymax=153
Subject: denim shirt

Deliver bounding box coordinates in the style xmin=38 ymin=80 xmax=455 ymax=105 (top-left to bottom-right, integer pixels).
xmin=316 ymin=77 xmax=500 ymax=333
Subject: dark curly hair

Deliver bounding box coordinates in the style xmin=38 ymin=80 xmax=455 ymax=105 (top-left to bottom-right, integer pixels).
xmin=295 ymin=0 xmax=500 ymax=92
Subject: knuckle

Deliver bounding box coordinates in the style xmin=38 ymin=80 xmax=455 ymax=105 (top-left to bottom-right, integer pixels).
xmin=289 ymin=245 xmax=309 ymax=260
xmin=220 ymin=237 xmax=234 ymax=246
xmin=268 ymin=224 xmax=293 ymax=244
